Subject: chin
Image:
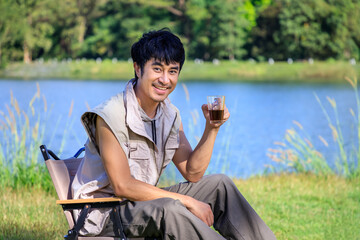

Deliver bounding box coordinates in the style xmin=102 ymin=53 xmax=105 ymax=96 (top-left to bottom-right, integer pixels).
xmin=151 ymin=95 xmax=168 ymax=103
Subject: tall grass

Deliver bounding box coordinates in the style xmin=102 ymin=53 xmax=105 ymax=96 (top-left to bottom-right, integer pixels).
xmin=0 ymin=84 xmax=56 ymax=191
xmin=267 ymin=76 xmax=360 ymax=178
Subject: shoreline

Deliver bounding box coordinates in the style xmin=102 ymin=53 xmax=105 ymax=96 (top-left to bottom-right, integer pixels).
xmin=1 ymin=60 xmax=359 ymax=84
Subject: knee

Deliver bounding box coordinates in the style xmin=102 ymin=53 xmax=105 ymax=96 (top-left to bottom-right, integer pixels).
xmin=204 ymin=174 xmax=238 ymax=194
xmin=206 ymin=174 xmax=234 ymax=186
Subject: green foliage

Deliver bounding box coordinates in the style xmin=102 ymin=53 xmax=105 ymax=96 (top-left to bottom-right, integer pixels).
xmin=0 ymin=0 xmax=23 ymax=66
xmin=206 ymin=0 xmax=250 ymax=60
xmin=1 ymin=0 xmax=359 ymax=62
xmin=250 ymin=0 xmax=360 ymax=60
xmin=249 ymin=0 xmax=360 ymax=60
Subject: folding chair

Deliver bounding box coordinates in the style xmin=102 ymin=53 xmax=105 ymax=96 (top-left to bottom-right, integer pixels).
xmin=40 ymin=144 xmax=145 ymax=240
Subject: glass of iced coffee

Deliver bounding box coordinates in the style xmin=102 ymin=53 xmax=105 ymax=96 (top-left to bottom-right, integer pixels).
xmin=207 ymin=95 xmax=225 ymax=124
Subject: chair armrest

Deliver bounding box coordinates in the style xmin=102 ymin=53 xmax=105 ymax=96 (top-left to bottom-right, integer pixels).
xmin=56 ymin=197 xmax=123 ymax=205
xmin=57 ymin=197 xmax=127 ymax=210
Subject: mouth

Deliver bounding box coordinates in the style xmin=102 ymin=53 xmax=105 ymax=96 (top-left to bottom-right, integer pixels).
xmin=154 ymin=86 xmax=168 ymax=90
xmin=153 ymin=84 xmax=171 ymax=94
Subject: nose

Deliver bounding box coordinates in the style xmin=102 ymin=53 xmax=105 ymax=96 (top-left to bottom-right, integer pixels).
xmin=159 ymin=72 xmax=170 ymax=85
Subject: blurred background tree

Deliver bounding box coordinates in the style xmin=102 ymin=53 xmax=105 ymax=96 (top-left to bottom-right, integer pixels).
xmin=0 ymin=0 xmax=359 ymax=64
xmin=0 ymin=0 xmax=23 ymax=66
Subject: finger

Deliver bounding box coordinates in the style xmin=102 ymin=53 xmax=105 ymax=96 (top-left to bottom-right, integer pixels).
xmin=224 ymin=106 xmax=230 ymax=118
xmin=224 ymin=112 xmax=230 ymax=121
xmin=210 ymin=212 xmax=214 ymax=226
xmin=201 ymin=104 xmax=209 ymax=114
xmin=205 ymin=215 xmax=211 ymax=227
xmin=206 ymin=205 xmax=214 ymax=226
xmin=206 ymin=208 xmax=214 ymax=226
xmin=207 ymin=214 xmax=214 ymax=227
xmin=203 ymin=215 xmax=211 ymax=227
xmin=222 ymin=108 xmax=230 ymax=122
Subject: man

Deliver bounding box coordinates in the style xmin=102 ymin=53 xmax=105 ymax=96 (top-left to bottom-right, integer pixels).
xmin=72 ymin=29 xmax=276 ymax=240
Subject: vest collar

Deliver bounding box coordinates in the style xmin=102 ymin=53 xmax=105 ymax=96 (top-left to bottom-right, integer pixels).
xmin=124 ymin=79 xmax=177 ymax=143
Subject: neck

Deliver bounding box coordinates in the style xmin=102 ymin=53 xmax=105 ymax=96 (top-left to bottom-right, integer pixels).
xmin=134 ymin=86 xmax=158 ymax=119
xmin=138 ymin=98 xmax=158 ymax=119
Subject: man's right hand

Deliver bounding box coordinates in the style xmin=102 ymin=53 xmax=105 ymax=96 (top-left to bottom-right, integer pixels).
xmin=185 ymin=196 xmax=214 ymax=227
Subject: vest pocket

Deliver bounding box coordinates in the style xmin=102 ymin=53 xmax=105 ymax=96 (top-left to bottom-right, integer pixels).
xmin=164 ymin=135 xmax=180 ymax=167
xmin=127 ymin=142 xmax=151 ymax=182
xmin=128 ymin=142 xmax=150 ymax=160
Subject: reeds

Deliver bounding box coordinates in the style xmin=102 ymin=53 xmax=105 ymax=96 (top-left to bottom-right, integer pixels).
xmin=267 ymin=122 xmax=333 ymax=175
xmin=268 ymin=76 xmax=360 ymax=178
xmin=0 ymin=84 xmax=52 ymax=190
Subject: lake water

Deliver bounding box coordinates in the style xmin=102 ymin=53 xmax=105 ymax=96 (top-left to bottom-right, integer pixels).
xmin=0 ymin=79 xmax=357 ymax=178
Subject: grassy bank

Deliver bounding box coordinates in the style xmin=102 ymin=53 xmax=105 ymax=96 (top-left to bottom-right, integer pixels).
xmin=0 ymin=60 xmax=359 ymax=83
xmin=235 ymin=174 xmax=360 ymax=240
xmin=0 ymin=173 xmax=359 ymax=240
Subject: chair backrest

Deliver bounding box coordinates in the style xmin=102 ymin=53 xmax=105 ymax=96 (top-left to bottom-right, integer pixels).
xmin=40 ymin=145 xmax=83 ymax=229
xmin=45 ymin=157 xmax=82 ymax=200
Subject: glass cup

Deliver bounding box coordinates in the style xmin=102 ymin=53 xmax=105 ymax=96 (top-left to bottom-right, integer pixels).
xmin=207 ymin=95 xmax=225 ymax=124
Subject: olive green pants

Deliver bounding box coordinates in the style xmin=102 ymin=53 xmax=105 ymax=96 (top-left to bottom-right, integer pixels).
xmin=103 ymin=174 xmax=276 ymax=240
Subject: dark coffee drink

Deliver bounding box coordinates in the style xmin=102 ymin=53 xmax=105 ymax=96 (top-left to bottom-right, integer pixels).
xmin=209 ymin=109 xmax=224 ymax=122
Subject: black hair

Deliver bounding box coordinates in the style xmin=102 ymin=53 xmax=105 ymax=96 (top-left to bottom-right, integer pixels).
xmin=131 ymin=28 xmax=185 ymax=80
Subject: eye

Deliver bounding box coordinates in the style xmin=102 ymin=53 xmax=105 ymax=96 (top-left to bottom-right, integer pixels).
xmin=170 ymin=70 xmax=178 ymax=75
xmin=153 ymin=67 xmax=161 ymax=72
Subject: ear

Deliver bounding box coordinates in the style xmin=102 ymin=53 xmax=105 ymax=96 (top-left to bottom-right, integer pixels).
xmin=133 ymin=62 xmax=141 ymax=78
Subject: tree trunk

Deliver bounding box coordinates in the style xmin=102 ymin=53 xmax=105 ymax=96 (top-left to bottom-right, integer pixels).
xmin=78 ymin=16 xmax=87 ymax=44
xmin=24 ymin=42 xmax=32 ymax=64
xmin=24 ymin=13 xmax=33 ymax=64
xmin=229 ymin=52 xmax=235 ymax=61
xmin=178 ymin=0 xmax=185 ymax=9
xmin=0 ymin=45 xmax=2 ymax=66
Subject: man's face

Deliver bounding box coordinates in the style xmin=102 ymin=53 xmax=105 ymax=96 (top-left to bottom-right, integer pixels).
xmin=134 ymin=58 xmax=180 ymax=105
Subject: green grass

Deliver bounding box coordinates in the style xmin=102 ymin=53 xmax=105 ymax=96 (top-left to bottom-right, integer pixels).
xmin=234 ymin=174 xmax=360 ymax=240
xmin=0 ymin=187 xmax=65 ymax=240
xmin=1 ymin=60 xmax=359 ymax=83
xmin=0 ymin=173 xmax=359 ymax=239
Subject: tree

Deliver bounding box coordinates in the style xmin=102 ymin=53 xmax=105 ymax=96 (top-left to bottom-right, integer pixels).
xmin=249 ymin=0 xmax=360 ymax=60
xmin=81 ymin=0 xmax=156 ymax=59
xmin=327 ymin=0 xmax=360 ymax=60
xmin=12 ymin=0 xmax=55 ymax=63
xmin=46 ymin=0 xmax=79 ymax=58
xmin=209 ymin=0 xmax=250 ymax=60
xmin=248 ymin=2 xmax=284 ymax=60
xmin=278 ymin=0 xmax=336 ymax=59
xmin=0 ymin=0 xmax=23 ymax=65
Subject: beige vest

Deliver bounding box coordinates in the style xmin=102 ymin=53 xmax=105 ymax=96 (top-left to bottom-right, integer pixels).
xmin=71 ymin=79 xmax=181 ymax=235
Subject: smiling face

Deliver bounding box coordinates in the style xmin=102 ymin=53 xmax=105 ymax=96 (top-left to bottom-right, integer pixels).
xmin=134 ymin=58 xmax=180 ymax=116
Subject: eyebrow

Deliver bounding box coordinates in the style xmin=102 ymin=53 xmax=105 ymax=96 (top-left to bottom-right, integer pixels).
xmin=151 ymin=61 xmax=179 ymax=70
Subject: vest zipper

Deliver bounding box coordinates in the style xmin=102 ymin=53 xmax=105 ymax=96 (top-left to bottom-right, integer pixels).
xmin=151 ymin=119 xmax=160 ymax=185
xmin=151 ymin=120 xmax=157 ymax=145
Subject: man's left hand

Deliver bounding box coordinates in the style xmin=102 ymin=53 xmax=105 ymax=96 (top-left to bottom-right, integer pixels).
xmin=201 ymin=104 xmax=230 ymax=128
